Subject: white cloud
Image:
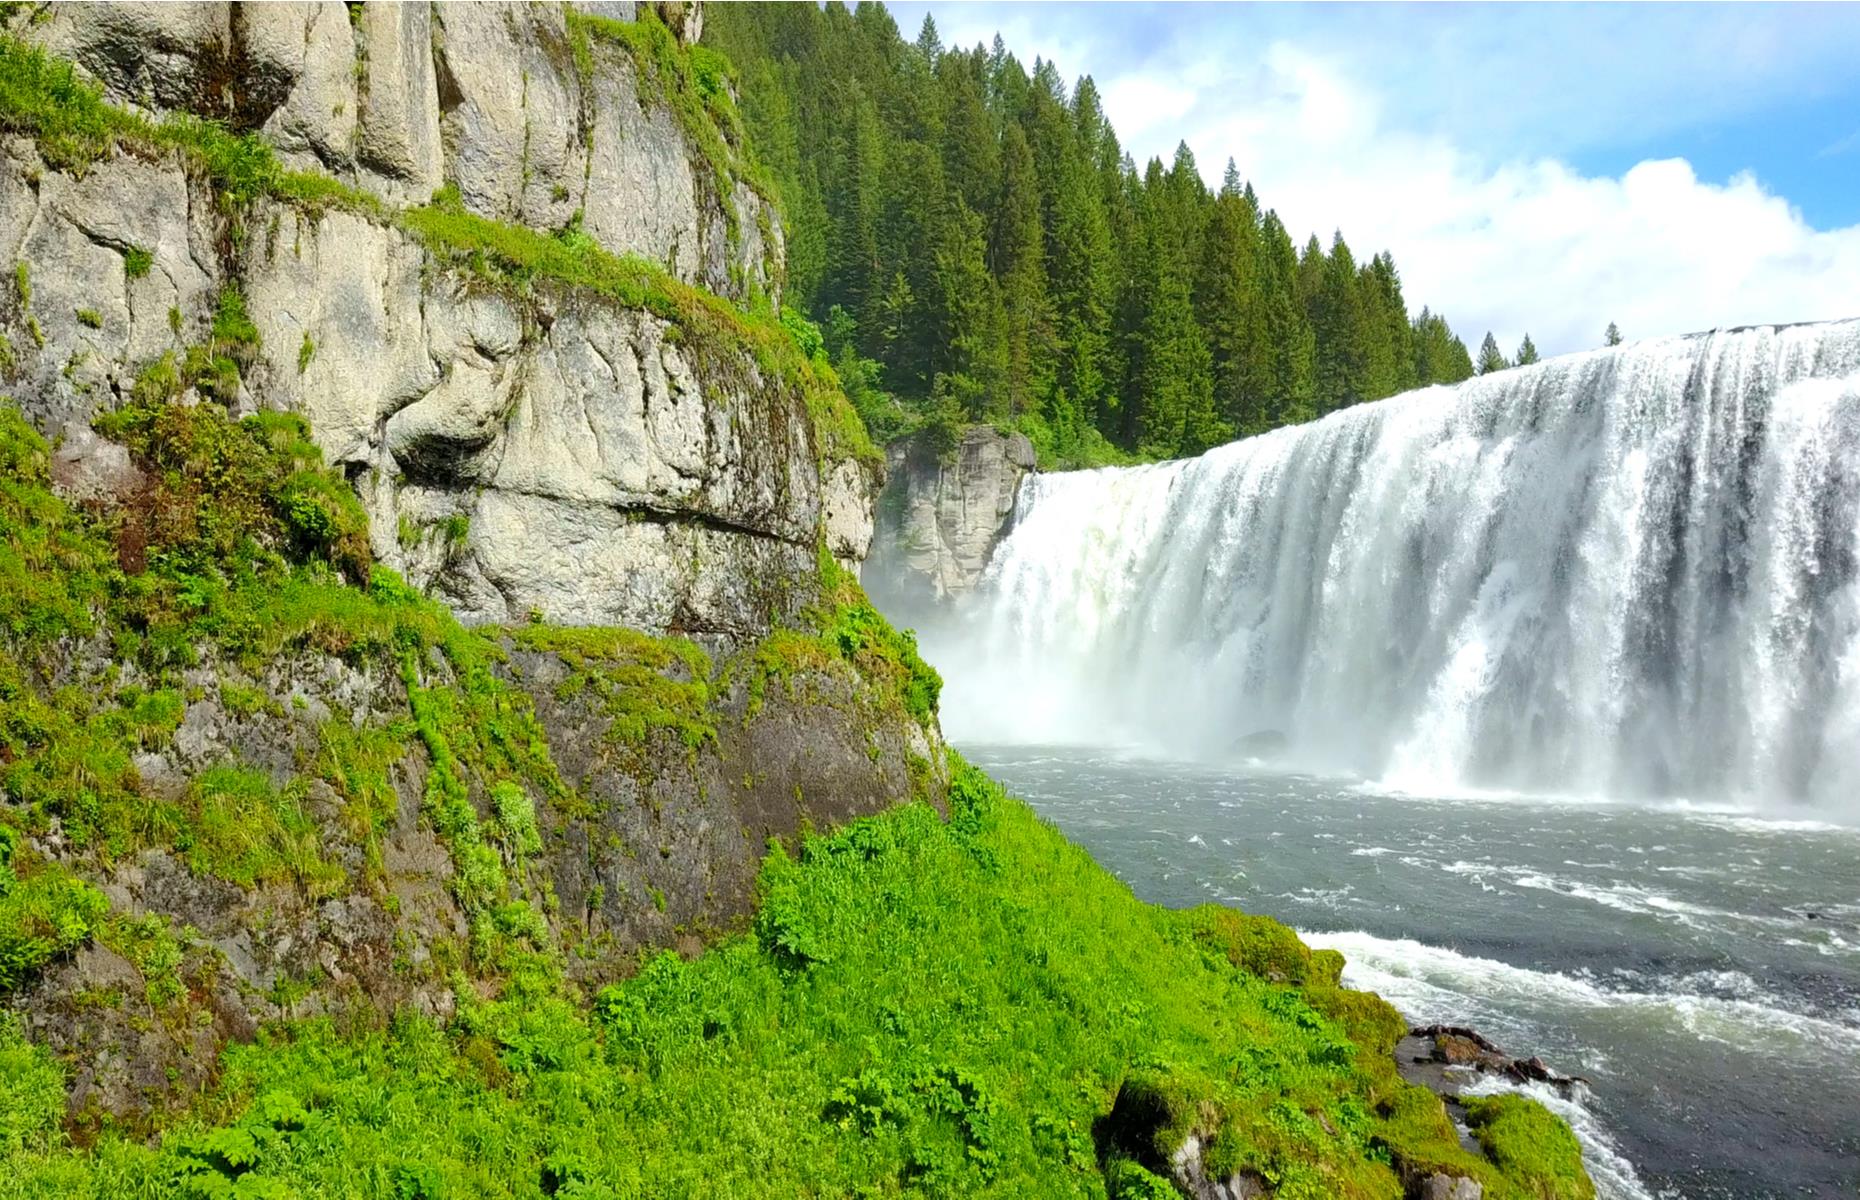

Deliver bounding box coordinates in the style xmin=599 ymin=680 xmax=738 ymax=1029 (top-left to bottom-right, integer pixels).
xmin=888 ymin=3 xmax=1860 ymax=358
xmin=1131 ymin=47 xmax=1860 ymax=356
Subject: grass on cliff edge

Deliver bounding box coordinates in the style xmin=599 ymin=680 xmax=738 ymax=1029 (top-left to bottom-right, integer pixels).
xmin=0 ymin=760 xmax=1590 ymax=1199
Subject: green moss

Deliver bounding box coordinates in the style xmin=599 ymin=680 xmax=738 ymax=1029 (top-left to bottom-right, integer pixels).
xmin=401 ymin=629 xmax=566 ymax=962
xmin=490 ymin=780 xmax=541 ymax=859
xmin=122 ymin=244 xmax=152 ymax=280
xmin=1105 ymin=1158 xmax=1180 ymax=1200
xmin=1191 ymin=904 xmax=1330 ymax=985
xmin=296 ymin=331 xmax=315 ymax=373
xmin=510 ymin=624 xmax=716 ymax=753
xmin=1103 ymin=1068 xmax=1219 ymax=1164
xmin=311 ymin=711 xmax=409 ymax=858
xmin=1465 ymin=1094 xmax=1597 ymax=1200
xmin=752 ymin=547 xmax=941 ymax=728
xmin=1305 ymin=983 xmax=1408 ymax=1058
xmin=209 ymin=286 xmax=258 ymax=349
xmin=0 ymin=391 xmax=567 ymax=962
xmin=174 ymin=764 xmax=344 ymax=894
xmin=0 ymin=37 xmax=378 ymax=218
xmin=74 ymin=306 xmax=100 ymax=329
xmin=94 ymin=398 xmax=371 ymax=591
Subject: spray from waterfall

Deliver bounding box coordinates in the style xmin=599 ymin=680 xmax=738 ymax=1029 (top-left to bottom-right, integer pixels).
xmin=919 ymin=321 xmax=1860 ymax=814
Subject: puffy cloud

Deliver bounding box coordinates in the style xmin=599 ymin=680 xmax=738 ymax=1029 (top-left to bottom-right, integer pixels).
xmin=1141 ymin=46 xmax=1860 ymax=356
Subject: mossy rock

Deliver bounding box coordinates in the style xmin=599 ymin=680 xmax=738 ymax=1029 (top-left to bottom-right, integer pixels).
xmin=1100 ymin=1067 xmax=1221 ymax=1168
xmin=1466 ymin=1094 xmax=1596 ymax=1200
xmin=1189 ymin=904 xmax=1325 ymax=985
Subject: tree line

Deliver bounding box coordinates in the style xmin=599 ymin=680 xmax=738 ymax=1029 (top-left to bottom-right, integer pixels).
xmin=708 ymin=5 xmax=1490 ymax=464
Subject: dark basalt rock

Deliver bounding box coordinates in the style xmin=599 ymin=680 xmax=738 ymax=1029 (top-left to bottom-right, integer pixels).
xmin=1401 ymin=1024 xmax=1590 ymax=1099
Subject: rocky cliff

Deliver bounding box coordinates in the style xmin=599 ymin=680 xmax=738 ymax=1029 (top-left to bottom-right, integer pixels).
xmin=864 ymin=424 xmax=1035 ymax=622
xmin=2 ymin=0 xmax=876 ymax=640
xmin=0 ymin=0 xmax=936 ymax=1126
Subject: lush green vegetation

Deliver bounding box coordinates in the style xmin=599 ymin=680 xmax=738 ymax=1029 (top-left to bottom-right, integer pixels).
xmin=706 ymin=6 xmax=1502 ymax=467
xmin=0 ymin=395 xmax=560 ymax=979
xmin=0 ymin=759 xmax=1587 ymax=1198
xmin=745 ymin=547 xmax=943 ymax=729
xmin=0 ymin=826 xmax=108 ymax=994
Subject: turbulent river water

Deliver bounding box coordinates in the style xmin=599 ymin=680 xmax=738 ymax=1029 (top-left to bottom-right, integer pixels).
xmin=960 ymin=746 xmax=1860 ymax=1200
xmin=894 ymin=322 xmax=1860 ymax=1197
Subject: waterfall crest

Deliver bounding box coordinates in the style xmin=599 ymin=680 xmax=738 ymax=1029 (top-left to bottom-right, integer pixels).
xmin=924 ymin=321 xmax=1860 ymax=812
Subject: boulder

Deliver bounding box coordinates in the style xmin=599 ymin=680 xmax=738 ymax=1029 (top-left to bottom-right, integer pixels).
xmin=50 ymin=422 xmax=143 ymax=505
xmin=865 ymin=424 xmax=1036 ymax=620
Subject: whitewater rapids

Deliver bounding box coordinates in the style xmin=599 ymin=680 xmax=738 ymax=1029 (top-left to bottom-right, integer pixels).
xmin=929 ymin=321 xmax=1860 ymax=815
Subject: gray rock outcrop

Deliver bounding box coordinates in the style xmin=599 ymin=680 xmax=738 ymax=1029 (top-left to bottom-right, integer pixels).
xmin=865 ymin=424 xmax=1035 ymax=621
xmin=16 ymin=2 xmax=774 ymax=300
xmin=12 ymin=630 xmax=944 ymax=1122
xmin=0 ymin=1 xmax=867 ymax=644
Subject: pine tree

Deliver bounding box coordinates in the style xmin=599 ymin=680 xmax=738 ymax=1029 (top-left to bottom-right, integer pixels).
xmin=931 ymin=200 xmax=1006 ymax=420
xmin=1133 ymin=254 xmax=1222 ymax=457
xmin=1198 ymin=172 xmax=1271 ymax=434
xmin=1605 ymin=321 xmax=1622 ymax=347
xmin=913 ymin=14 xmax=943 ymax=65
xmin=991 ymin=123 xmax=1053 ymax=420
xmin=1259 ymin=212 xmax=1316 ymax=425
xmin=1445 ymin=336 xmax=1474 ymax=380
xmin=1047 ymin=154 xmax=1113 ymax=444
xmin=1363 ymin=253 xmax=1416 ymax=398
xmin=936 ymin=49 xmax=998 ymax=217
xmin=1411 ymin=308 xmax=1474 ymax=385
xmin=1311 ymin=233 xmax=1368 ymax=414
xmin=1477 ymin=332 xmax=1509 ymax=375
xmin=1515 ymin=333 xmax=1540 ymax=365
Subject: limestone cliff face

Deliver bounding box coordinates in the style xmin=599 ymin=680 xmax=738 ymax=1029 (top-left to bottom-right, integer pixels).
xmin=866 ymin=425 xmax=1035 ymax=621
xmin=0 ymin=2 xmax=927 ymax=1126
xmin=2 ymin=0 xmax=872 ymax=642
xmin=19 ymin=1 xmax=776 ymax=299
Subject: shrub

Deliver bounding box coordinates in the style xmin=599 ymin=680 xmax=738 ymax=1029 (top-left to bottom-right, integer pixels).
xmin=491 ymin=781 xmax=541 ymax=858
xmin=0 ymin=1015 xmax=65 ymax=1157
xmin=0 ymin=848 xmax=109 ymax=992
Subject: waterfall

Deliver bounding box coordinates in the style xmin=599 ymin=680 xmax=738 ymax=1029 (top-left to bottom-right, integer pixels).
xmin=920 ymin=321 xmax=1860 ymax=812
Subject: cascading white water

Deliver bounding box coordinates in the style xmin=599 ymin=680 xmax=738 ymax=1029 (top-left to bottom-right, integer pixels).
xmin=922 ymin=320 xmax=1860 ymax=812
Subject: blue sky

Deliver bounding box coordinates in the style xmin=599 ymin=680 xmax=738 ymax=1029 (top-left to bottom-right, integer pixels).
xmin=885 ymin=2 xmax=1860 ymax=357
